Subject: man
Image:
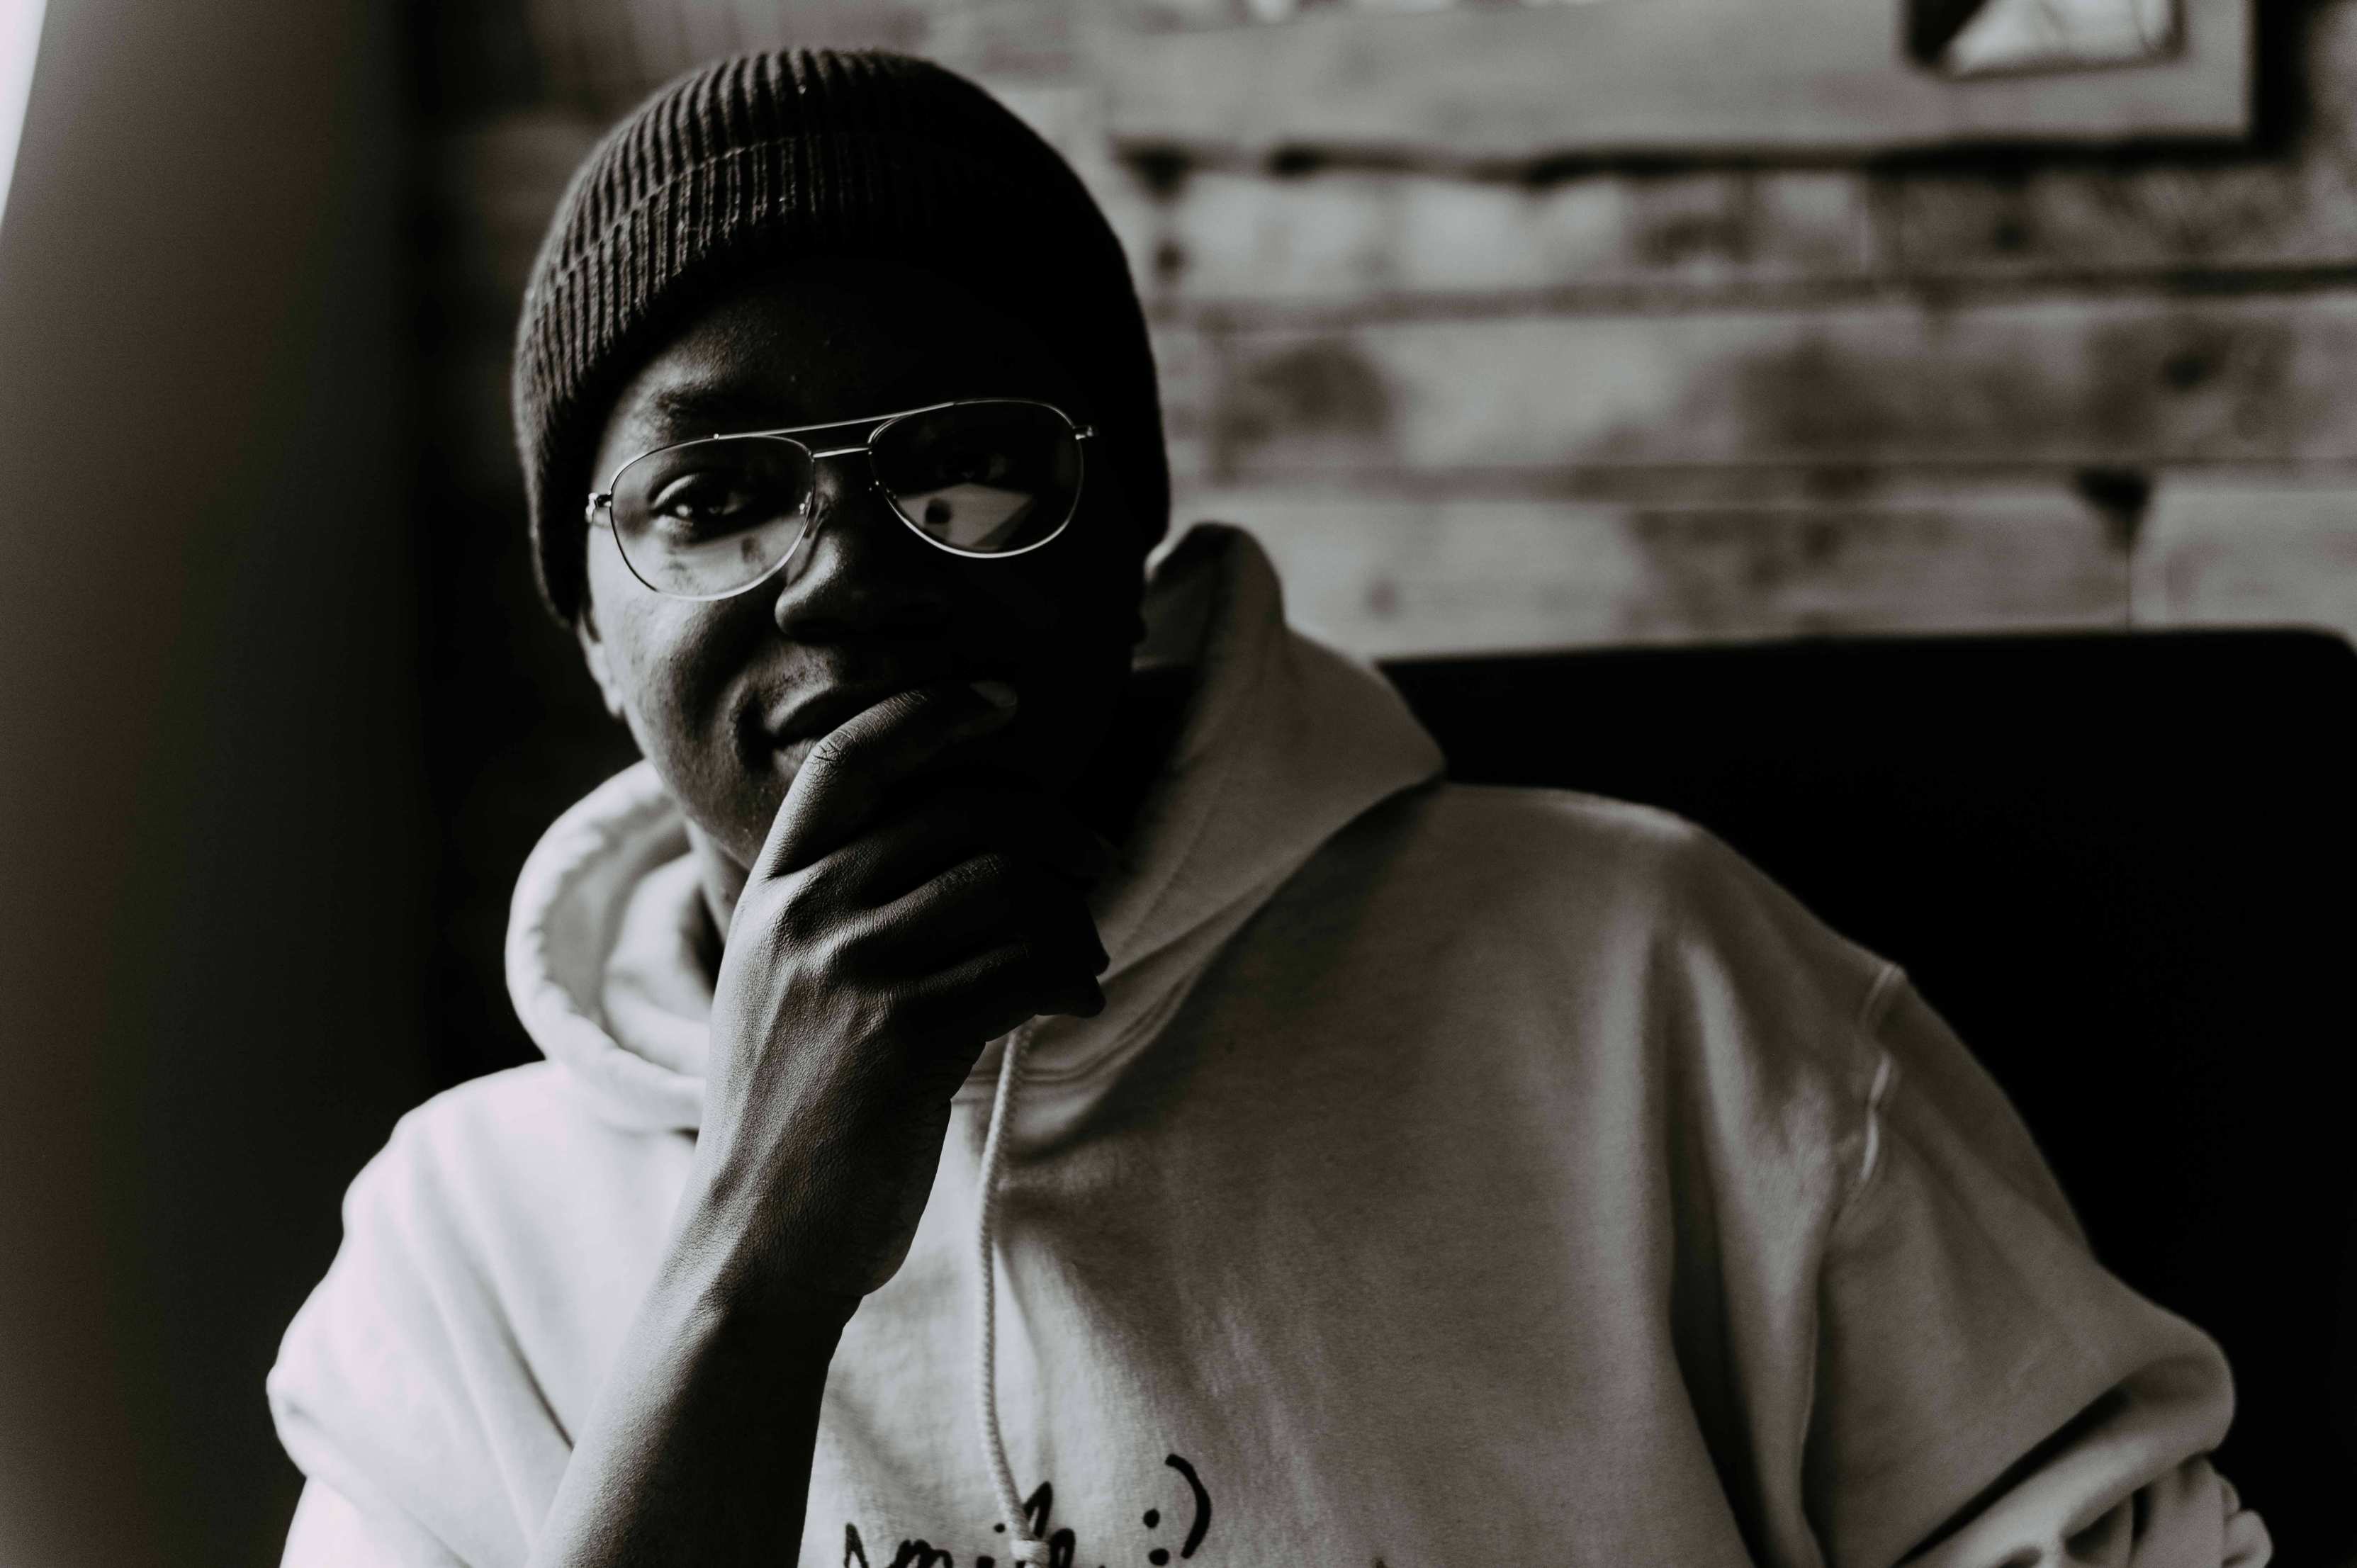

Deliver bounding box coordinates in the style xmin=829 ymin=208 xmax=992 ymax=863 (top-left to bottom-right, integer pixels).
xmin=269 ymin=49 xmax=2271 ymax=1568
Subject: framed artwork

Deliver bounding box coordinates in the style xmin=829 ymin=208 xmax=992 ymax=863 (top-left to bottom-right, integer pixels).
xmin=1096 ymin=0 xmax=2251 ymax=160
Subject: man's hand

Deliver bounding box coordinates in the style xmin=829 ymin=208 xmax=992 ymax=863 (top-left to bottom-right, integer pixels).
xmin=680 ymin=678 xmax=1114 ymax=1309
xmin=528 ymin=678 xmax=1113 ymax=1568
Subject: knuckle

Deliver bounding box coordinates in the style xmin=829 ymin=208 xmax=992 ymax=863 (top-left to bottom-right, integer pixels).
xmin=969 ymin=848 xmax=1023 ymax=884
xmin=997 ymin=935 xmax=1053 ymax=978
xmin=728 ymin=883 xmax=789 ymax=949
xmin=941 ymin=850 xmax=1016 ymax=901
xmin=804 ymin=727 xmax=857 ymax=773
xmin=772 ymin=873 xmax=832 ymax=944
xmin=798 ymin=849 xmax=858 ymax=910
xmin=817 ymin=912 xmax=887 ymax=976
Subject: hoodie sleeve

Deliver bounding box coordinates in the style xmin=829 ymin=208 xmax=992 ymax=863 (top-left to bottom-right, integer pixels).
xmin=267 ymin=1106 xmax=568 ymax=1568
xmin=1801 ymin=978 xmax=2272 ymax=1568
xmin=281 ymin=1479 xmax=466 ymax=1568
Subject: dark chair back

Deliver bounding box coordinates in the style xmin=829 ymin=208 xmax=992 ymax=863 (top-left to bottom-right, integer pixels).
xmin=1381 ymin=630 xmax=2357 ymax=1562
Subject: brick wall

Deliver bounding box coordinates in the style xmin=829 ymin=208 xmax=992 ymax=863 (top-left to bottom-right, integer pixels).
xmin=413 ymin=0 xmax=2355 ymax=1071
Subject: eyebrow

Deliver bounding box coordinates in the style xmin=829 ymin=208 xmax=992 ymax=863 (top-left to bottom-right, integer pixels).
xmin=644 ymin=383 xmax=794 ymax=440
xmin=639 ymin=373 xmax=1035 ymax=445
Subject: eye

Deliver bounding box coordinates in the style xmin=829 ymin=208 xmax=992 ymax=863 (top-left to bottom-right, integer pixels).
xmin=646 ymin=469 xmax=775 ymax=539
xmin=939 ymin=444 xmax=1015 ymax=485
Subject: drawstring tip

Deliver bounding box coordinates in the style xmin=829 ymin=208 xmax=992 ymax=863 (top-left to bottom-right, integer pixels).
xmin=979 ymin=1026 xmax=1052 ymax=1568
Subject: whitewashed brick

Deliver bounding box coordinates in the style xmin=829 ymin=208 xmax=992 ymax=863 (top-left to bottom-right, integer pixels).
xmin=1177 ymin=486 xmax=2127 ymax=656
xmin=1193 ymin=295 xmax=2357 ymax=475
xmin=1147 ymin=164 xmax=1876 ymax=307
xmin=2133 ymin=478 xmax=2357 ymax=641
xmin=1147 ymin=171 xmax=1406 ymax=303
xmin=1391 ymin=175 xmax=1624 ymax=293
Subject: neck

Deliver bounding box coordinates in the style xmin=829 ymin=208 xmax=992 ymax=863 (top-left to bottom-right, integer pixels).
xmin=1067 ymin=660 xmax=1196 ymax=847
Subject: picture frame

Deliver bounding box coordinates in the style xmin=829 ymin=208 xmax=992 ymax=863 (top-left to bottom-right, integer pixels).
xmin=1096 ymin=0 xmax=2253 ymax=162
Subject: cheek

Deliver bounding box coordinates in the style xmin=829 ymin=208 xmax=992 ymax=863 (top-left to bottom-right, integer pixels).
xmin=592 ymin=587 xmax=781 ymax=853
xmin=619 ymin=632 xmax=787 ymax=864
xmin=590 ymin=541 xmax=726 ymax=727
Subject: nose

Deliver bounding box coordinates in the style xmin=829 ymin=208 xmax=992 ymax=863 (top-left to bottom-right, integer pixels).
xmin=767 ymin=449 xmax=954 ymax=639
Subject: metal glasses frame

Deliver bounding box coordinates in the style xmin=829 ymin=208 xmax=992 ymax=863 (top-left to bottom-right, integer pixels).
xmin=584 ymin=397 xmax=1096 ymax=601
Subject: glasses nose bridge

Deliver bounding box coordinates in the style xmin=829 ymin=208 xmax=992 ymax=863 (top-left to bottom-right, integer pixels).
xmin=786 ymin=438 xmax=899 ymax=578
xmin=800 ymin=436 xmax=883 ymax=511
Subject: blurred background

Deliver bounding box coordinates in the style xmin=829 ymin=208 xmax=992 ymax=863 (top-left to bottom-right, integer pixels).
xmin=1 ymin=0 xmax=2349 ymax=1561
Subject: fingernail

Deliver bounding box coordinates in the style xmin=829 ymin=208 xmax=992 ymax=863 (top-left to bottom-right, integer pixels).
xmin=969 ymin=679 xmax=1018 ymax=710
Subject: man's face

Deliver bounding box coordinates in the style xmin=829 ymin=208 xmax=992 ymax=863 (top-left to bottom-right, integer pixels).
xmin=578 ymin=257 xmax=1147 ymax=873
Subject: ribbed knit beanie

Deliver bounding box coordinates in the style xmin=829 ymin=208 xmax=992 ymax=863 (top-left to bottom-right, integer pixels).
xmin=513 ymin=50 xmax=1170 ymax=624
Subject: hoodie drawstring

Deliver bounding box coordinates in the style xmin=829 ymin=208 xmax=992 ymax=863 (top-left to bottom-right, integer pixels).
xmin=974 ymin=1020 xmax=1050 ymax=1565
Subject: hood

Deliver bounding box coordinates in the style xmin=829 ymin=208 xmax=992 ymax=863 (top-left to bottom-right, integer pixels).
xmin=502 ymin=521 xmax=1446 ymax=1144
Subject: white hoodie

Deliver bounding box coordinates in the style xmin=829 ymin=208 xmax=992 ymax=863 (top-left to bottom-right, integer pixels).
xmin=270 ymin=524 xmax=2270 ymax=1568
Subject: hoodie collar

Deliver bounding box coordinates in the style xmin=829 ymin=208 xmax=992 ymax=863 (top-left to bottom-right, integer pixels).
xmin=503 ymin=523 xmax=1445 ymax=1138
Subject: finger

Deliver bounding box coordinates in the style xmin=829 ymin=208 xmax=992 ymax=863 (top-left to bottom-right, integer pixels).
xmin=816 ymin=783 xmax=1116 ymax=906
xmin=907 ymin=937 xmax=1110 ymax=1041
xmin=856 ymin=852 xmax=1108 ymax=979
xmin=755 ymin=679 xmax=1018 ymax=879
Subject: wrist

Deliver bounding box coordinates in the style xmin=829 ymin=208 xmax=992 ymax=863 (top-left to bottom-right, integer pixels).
xmin=529 ymin=1176 xmax=845 ymax=1568
xmin=664 ymin=1161 xmax=866 ymax=1338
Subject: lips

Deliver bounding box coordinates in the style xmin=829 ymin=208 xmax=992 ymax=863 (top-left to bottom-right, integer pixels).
xmin=762 ymin=669 xmax=1005 ymax=743
xmin=766 ymin=682 xmax=918 ymax=744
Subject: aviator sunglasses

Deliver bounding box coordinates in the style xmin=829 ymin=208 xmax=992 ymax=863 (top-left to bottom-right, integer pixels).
xmin=586 ymin=397 xmax=1096 ymax=600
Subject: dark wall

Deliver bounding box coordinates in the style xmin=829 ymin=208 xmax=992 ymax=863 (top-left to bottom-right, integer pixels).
xmin=0 ymin=1 xmax=432 ymax=1563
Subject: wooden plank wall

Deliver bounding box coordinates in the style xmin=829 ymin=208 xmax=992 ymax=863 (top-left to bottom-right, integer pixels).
xmin=424 ymin=0 xmax=2357 ymax=660
xmin=408 ymin=0 xmax=2356 ymax=1076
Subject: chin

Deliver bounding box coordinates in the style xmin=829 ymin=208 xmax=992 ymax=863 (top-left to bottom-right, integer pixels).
xmin=648 ymin=750 xmax=790 ymax=875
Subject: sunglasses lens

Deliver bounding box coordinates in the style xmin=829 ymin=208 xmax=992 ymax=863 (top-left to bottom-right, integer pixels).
xmin=871 ymin=400 xmax=1081 ymax=555
xmin=609 ymin=436 xmax=814 ymax=597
